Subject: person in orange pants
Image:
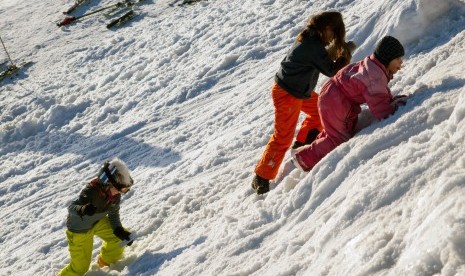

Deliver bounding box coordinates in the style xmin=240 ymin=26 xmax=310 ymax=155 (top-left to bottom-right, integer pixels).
xmin=252 ymin=11 xmax=355 ymax=194
xmin=254 ymin=84 xmax=322 ymax=181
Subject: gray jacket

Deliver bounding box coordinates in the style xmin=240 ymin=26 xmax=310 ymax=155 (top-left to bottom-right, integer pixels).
xmin=66 ymin=180 xmax=122 ymax=233
xmin=275 ymin=33 xmax=344 ymax=99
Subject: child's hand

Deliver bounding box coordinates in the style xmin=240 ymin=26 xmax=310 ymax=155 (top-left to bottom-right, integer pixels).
xmin=345 ymin=41 xmax=357 ymax=55
xmin=114 ymin=227 xmax=133 ymax=246
xmin=391 ymin=95 xmax=408 ymax=110
xmin=78 ymin=203 xmax=96 ymax=216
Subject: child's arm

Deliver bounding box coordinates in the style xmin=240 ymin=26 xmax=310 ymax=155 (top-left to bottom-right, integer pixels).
xmin=68 ymin=184 xmax=95 ymax=217
xmin=107 ymin=203 xmax=123 ymax=229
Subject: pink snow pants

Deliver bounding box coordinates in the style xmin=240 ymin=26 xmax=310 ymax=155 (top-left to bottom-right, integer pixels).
xmin=294 ymin=80 xmax=360 ymax=171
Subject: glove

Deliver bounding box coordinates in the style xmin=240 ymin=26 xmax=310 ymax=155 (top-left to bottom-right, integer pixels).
xmin=339 ymin=41 xmax=356 ymax=63
xmin=334 ymin=55 xmax=350 ymax=70
xmin=78 ymin=203 xmax=96 ymax=216
xmin=345 ymin=41 xmax=357 ymax=55
xmin=391 ymin=95 xmax=408 ymax=110
xmin=114 ymin=227 xmax=133 ymax=246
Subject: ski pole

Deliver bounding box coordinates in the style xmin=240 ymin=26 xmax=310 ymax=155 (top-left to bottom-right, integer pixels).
xmin=57 ymin=2 xmax=125 ymax=27
xmin=0 ymin=35 xmax=16 ymax=66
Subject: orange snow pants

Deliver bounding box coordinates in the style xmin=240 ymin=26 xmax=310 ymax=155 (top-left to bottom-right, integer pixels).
xmin=254 ymin=83 xmax=322 ymax=180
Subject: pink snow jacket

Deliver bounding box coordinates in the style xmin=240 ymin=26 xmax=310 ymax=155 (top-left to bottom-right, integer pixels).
xmin=331 ymin=54 xmax=395 ymax=120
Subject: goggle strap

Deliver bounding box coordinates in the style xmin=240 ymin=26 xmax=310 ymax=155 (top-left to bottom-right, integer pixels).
xmin=100 ymin=162 xmax=118 ymax=186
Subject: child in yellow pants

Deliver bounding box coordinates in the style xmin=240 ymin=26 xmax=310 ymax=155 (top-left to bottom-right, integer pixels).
xmin=58 ymin=158 xmax=135 ymax=276
xmin=59 ymin=217 xmax=125 ymax=275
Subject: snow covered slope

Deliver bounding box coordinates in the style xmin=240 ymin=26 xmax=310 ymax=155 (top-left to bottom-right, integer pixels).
xmin=1 ymin=0 xmax=465 ymax=275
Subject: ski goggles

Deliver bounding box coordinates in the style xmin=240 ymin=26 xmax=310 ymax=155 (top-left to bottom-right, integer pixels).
xmin=113 ymin=178 xmax=133 ymax=194
xmin=99 ymin=161 xmax=132 ymax=193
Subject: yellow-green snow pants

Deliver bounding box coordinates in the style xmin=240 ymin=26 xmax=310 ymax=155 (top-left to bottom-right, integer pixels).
xmin=57 ymin=217 xmax=124 ymax=276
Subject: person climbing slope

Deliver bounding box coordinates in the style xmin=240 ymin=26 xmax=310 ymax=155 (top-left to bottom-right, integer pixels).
xmin=58 ymin=158 xmax=135 ymax=276
xmin=252 ymin=11 xmax=356 ymax=194
xmin=293 ymin=36 xmax=408 ymax=172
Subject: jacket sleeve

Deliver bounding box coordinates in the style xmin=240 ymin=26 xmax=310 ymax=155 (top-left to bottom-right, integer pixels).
xmin=68 ymin=184 xmax=93 ymax=216
xmin=107 ymin=203 xmax=123 ymax=230
xmin=306 ymin=43 xmax=342 ymax=77
xmin=364 ymin=75 xmax=395 ymax=120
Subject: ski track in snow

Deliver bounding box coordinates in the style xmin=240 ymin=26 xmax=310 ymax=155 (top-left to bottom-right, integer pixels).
xmin=1 ymin=0 xmax=465 ymax=275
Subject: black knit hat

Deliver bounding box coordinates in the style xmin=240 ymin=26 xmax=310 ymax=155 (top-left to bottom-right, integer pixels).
xmin=374 ymin=36 xmax=405 ymax=66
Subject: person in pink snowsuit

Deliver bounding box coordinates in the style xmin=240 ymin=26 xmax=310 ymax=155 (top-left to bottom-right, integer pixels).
xmin=293 ymin=36 xmax=408 ymax=171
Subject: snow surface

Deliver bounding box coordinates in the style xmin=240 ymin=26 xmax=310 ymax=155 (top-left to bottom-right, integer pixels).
xmin=1 ymin=0 xmax=465 ymax=275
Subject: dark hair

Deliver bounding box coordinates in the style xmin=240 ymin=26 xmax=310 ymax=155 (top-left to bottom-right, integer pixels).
xmin=297 ymin=11 xmax=346 ymax=59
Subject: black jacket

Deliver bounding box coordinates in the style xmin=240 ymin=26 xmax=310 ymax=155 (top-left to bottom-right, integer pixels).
xmin=275 ymin=33 xmax=344 ymax=99
xmin=66 ymin=179 xmax=122 ymax=233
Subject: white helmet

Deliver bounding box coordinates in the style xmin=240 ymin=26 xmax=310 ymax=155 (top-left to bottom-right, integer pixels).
xmin=98 ymin=158 xmax=134 ymax=192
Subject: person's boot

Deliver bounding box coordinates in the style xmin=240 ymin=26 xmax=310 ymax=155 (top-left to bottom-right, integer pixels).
xmin=292 ymin=128 xmax=320 ymax=149
xmin=97 ymin=256 xmax=109 ymax=268
xmin=251 ymin=174 xmax=270 ymax=194
xmin=291 ymin=141 xmax=306 ymax=149
xmin=305 ymin=128 xmax=320 ymax=144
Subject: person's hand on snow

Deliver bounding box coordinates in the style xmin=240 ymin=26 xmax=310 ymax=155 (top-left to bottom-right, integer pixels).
xmin=114 ymin=227 xmax=134 ymax=246
xmin=391 ymin=94 xmax=408 ymax=111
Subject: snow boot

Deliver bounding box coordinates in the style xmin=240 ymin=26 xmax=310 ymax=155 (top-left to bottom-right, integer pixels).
xmin=292 ymin=128 xmax=320 ymax=149
xmin=97 ymin=256 xmax=109 ymax=268
xmin=291 ymin=141 xmax=306 ymax=149
xmin=251 ymin=174 xmax=270 ymax=195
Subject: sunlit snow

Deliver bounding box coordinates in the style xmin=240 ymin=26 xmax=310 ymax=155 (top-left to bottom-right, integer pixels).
xmin=1 ymin=0 xmax=465 ymax=275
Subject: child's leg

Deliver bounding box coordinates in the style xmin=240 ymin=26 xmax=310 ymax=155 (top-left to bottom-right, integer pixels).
xmin=294 ymin=83 xmax=355 ymax=171
xmin=296 ymin=91 xmax=323 ymax=144
xmin=293 ymin=129 xmax=344 ymax=171
xmin=254 ymin=83 xmax=302 ymax=180
xmin=94 ymin=217 xmax=124 ymax=264
xmin=58 ymin=230 xmax=94 ymax=276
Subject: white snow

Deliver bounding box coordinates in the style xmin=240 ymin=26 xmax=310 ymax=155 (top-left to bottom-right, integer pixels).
xmin=1 ymin=0 xmax=465 ymax=275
